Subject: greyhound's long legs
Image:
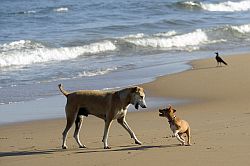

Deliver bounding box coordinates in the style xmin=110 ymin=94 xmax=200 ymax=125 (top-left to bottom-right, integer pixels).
xmin=117 ymin=117 xmax=142 ymax=145
xmin=62 ymin=110 xmax=77 ymax=149
xmin=74 ymin=115 xmax=86 ymax=148
xmin=102 ymin=119 xmax=112 ymax=149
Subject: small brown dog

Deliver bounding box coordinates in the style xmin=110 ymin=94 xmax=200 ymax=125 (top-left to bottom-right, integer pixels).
xmin=159 ymin=105 xmax=191 ymax=146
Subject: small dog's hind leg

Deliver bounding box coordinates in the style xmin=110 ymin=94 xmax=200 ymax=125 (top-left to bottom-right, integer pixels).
xmin=179 ymin=133 xmax=185 ymax=143
xmin=186 ymin=128 xmax=192 ymax=146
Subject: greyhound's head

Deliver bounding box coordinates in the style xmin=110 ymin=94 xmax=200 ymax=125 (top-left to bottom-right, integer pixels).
xmin=130 ymin=86 xmax=147 ymax=110
xmin=159 ymin=105 xmax=176 ymax=121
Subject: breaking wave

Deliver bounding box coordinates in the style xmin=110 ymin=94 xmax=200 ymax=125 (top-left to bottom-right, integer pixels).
xmin=177 ymin=0 xmax=250 ymax=12
xmin=122 ymin=29 xmax=209 ymax=50
xmin=76 ymin=67 xmax=118 ymax=77
xmin=38 ymin=67 xmax=118 ymax=83
xmin=53 ymin=7 xmax=69 ymax=12
xmin=18 ymin=10 xmax=37 ymax=14
xmin=9 ymin=7 xmax=69 ymax=15
xmin=1 ymin=23 xmax=250 ymax=68
xmin=0 ymin=40 xmax=116 ymax=67
xmin=120 ymin=23 xmax=250 ymax=50
xmin=231 ymin=24 xmax=250 ymax=33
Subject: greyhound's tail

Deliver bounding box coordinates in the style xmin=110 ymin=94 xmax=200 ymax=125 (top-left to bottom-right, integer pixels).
xmin=58 ymin=84 xmax=69 ymax=97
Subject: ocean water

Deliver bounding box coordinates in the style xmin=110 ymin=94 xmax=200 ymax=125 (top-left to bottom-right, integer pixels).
xmin=1 ymin=0 xmax=250 ymax=116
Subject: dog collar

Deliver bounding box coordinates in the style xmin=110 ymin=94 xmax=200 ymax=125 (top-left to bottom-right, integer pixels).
xmin=169 ymin=115 xmax=176 ymax=122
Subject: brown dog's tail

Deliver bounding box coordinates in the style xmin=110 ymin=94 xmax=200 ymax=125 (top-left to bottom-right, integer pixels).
xmin=58 ymin=84 xmax=69 ymax=97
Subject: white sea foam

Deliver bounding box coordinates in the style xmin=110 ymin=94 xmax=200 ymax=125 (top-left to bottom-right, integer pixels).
xmin=120 ymin=33 xmax=145 ymax=39
xmin=207 ymin=39 xmax=227 ymax=44
xmin=37 ymin=67 xmax=118 ymax=83
xmin=24 ymin=10 xmax=36 ymax=14
xmin=0 ymin=40 xmax=44 ymax=51
xmin=0 ymin=40 xmax=116 ymax=67
xmin=200 ymin=0 xmax=250 ymax=12
xmin=121 ymin=31 xmax=177 ymax=39
xmin=231 ymin=24 xmax=250 ymax=33
xmin=53 ymin=7 xmax=69 ymax=12
xmin=183 ymin=1 xmax=201 ymax=7
xmin=154 ymin=30 xmax=177 ymax=37
xmin=124 ymin=29 xmax=208 ymax=50
xmin=77 ymin=67 xmax=118 ymax=77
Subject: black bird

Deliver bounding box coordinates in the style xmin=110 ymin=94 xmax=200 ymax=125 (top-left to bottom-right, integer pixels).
xmin=215 ymin=52 xmax=227 ymax=66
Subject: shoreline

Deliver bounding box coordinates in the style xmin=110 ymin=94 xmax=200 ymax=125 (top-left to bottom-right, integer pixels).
xmin=0 ymin=52 xmax=246 ymax=126
xmin=0 ymin=94 xmax=187 ymax=125
xmin=0 ymin=56 xmax=191 ymax=105
xmin=1 ymin=53 xmax=250 ymax=165
xmin=0 ymin=55 xmax=193 ymax=125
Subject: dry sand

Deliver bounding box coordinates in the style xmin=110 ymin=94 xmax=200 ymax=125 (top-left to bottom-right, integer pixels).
xmin=1 ymin=53 xmax=250 ymax=166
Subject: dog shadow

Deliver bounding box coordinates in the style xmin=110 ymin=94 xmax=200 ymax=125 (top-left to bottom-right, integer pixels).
xmin=0 ymin=144 xmax=181 ymax=157
xmin=75 ymin=144 xmax=181 ymax=154
xmin=0 ymin=148 xmax=62 ymax=158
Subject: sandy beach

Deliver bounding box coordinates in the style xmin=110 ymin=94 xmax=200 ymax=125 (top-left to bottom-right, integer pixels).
xmin=1 ymin=53 xmax=250 ymax=166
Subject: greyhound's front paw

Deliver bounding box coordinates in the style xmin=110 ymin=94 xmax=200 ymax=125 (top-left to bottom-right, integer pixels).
xmin=104 ymin=146 xmax=111 ymax=149
xmin=79 ymin=145 xmax=87 ymax=148
xmin=135 ymin=140 xmax=142 ymax=145
xmin=62 ymin=145 xmax=68 ymax=149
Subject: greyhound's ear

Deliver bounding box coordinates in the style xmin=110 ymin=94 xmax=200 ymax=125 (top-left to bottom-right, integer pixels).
xmin=168 ymin=104 xmax=172 ymax=109
xmin=132 ymin=87 xmax=138 ymax=92
xmin=173 ymin=109 xmax=177 ymax=113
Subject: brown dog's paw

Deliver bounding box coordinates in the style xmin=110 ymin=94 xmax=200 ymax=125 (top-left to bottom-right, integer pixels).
xmin=62 ymin=145 xmax=68 ymax=149
xmin=79 ymin=145 xmax=87 ymax=148
xmin=135 ymin=140 xmax=142 ymax=145
xmin=104 ymin=146 xmax=111 ymax=149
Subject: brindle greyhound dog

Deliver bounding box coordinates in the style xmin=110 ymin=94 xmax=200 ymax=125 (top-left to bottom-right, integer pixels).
xmin=58 ymin=84 xmax=147 ymax=149
xmin=159 ymin=105 xmax=191 ymax=146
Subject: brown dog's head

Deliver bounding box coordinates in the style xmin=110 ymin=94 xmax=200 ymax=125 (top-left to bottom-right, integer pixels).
xmin=159 ymin=105 xmax=176 ymax=120
xmin=130 ymin=86 xmax=147 ymax=110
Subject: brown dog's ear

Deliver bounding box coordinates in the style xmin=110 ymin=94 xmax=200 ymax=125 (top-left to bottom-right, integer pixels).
xmin=132 ymin=87 xmax=138 ymax=92
xmin=168 ymin=104 xmax=172 ymax=109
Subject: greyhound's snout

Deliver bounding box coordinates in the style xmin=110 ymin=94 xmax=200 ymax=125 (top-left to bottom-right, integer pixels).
xmin=135 ymin=102 xmax=147 ymax=109
xmin=140 ymin=99 xmax=147 ymax=108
